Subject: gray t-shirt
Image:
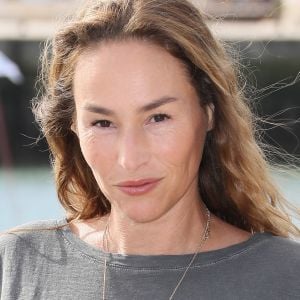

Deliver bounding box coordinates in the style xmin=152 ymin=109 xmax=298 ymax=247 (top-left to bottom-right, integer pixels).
xmin=0 ymin=218 xmax=300 ymax=300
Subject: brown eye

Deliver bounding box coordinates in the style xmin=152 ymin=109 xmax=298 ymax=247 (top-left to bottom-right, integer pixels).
xmin=93 ymin=120 xmax=112 ymax=128
xmin=151 ymin=114 xmax=171 ymax=123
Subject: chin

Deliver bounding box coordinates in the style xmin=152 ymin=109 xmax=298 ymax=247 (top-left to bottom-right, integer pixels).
xmin=116 ymin=200 xmax=171 ymax=224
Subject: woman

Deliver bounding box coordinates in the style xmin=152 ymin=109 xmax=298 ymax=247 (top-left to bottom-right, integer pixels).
xmin=1 ymin=0 xmax=300 ymax=299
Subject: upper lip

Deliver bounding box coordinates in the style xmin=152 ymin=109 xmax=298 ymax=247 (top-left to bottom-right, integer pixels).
xmin=116 ymin=178 xmax=162 ymax=187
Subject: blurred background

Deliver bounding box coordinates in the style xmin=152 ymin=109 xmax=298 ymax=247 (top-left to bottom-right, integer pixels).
xmin=0 ymin=0 xmax=299 ymax=231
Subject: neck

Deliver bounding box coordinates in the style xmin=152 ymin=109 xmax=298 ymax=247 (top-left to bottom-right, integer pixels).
xmin=104 ymin=199 xmax=210 ymax=255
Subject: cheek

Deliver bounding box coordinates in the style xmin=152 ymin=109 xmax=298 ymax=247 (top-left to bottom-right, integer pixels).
xmin=155 ymin=121 xmax=207 ymax=171
xmin=77 ymin=129 xmax=114 ymax=174
xmin=79 ymin=137 xmax=112 ymax=197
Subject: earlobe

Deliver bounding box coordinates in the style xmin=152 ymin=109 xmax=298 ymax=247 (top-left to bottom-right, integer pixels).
xmin=71 ymin=123 xmax=77 ymax=135
xmin=206 ymin=103 xmax=215 ymax=131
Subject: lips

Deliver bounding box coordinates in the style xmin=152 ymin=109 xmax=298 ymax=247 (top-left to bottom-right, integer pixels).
xmin=116 ymin=178 xmax=162 ymax=196
xmin=117 ymin=178 xmax=160 ymax=187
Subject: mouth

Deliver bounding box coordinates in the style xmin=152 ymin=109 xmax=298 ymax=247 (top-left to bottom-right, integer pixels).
xmin=115 ymin=178 xmax=162 ymax=196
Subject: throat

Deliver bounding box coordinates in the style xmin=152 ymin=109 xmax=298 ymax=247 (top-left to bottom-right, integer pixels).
xmin=103 ymin=204 xmax=211 ymax=255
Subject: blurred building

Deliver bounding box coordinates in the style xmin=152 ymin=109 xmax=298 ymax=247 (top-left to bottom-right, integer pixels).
xmin=0 ymin=0 xmax=299 ymax=41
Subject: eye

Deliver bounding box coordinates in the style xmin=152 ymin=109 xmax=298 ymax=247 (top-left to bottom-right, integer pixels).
xmin=92 ymin=120 xmax=113 ymax=128
xmin=149 ymin=113 xmax=171 ymax=123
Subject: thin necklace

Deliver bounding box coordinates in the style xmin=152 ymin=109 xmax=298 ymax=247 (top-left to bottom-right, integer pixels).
xmin=101 ymin=207 xmax=211 ymax=300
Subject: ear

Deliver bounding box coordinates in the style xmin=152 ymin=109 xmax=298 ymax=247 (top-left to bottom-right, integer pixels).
xmin=205 ymin=103 xmax=214 ymax=132
xmin=71 ymin=122 xmax=77 ymax=135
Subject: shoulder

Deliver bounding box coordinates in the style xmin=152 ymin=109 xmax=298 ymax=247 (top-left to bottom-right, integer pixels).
xmin=211 ymin=232 xmax=300 ymax=277
xmin=248 ymin=234 xmax=300 ymax=295
xmin=0 ymin=219 xmax=67 ymax=256
xmin=240 ymin=232 xmax=300 ymax=265
xmin=242 ymin=233 xmax=300 ymax=282
xmin=261 ymin=234 xmax=300 ymax=258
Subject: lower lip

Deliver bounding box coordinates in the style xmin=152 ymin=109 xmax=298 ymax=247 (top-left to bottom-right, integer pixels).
xmin=117 ymin=180 xmax=161 ymax=196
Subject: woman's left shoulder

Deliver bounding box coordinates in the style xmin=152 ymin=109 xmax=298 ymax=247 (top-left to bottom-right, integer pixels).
xmin=252 ymin=233 xmax=300 ymax=268
xmin=265 ymin=234 xmax=300 ymax=255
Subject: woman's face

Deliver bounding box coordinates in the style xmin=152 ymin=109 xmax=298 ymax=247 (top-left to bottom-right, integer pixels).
xmin=73 ymin=40 xmax=213 ymax=223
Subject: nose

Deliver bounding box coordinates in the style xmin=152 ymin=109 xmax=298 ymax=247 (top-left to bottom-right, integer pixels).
xmin=117 ymin=127 xmax=150 ymax=171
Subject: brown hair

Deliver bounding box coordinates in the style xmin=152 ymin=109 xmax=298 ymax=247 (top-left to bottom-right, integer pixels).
xmin=33 ymin=0 xmax=300 ymax=238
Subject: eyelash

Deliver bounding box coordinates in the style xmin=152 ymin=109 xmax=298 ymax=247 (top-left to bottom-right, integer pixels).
xmin=149 ymin=113 xmax=171 ymax=123
xmin=92 ymin=120 xmax=112 ymax=128
xmin=91 ymin=113 xmax=171 ymax=128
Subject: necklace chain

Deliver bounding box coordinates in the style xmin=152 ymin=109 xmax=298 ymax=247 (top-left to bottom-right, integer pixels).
xmin=101 ymin=206 xmax=211 ymax=300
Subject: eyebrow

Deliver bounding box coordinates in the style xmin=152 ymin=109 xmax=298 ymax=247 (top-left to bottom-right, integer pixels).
xmin=83 ymin=96 xmax=178 ymax=116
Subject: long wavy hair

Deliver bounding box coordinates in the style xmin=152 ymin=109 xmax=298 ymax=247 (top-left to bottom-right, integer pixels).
xmin=33 ymin=0 xmax=300 ymax=238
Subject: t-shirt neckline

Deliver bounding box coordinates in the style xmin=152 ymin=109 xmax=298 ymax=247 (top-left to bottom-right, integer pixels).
xmin=57 ymin=218 xmax=273 ymax=270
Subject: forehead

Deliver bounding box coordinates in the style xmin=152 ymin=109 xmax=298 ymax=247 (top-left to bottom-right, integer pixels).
xmin=73 ymin=39 xmax=196 ymax=107
xmin=76 ymin=38 xmax=185 ymax=64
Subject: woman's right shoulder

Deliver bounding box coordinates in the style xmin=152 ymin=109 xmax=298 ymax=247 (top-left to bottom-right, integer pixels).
xmin=0 ymin=219 xmax=67 ymax=254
